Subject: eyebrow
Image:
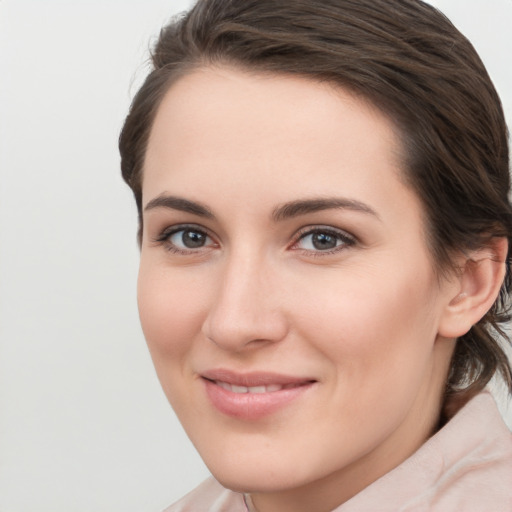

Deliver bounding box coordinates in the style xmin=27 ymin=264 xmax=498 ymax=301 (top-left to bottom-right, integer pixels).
xmin=143 ymin=194 xmax=379 ymax=222
xmin=272 ymin=197 xmax=380 ymax=222
xmin=144 ymin=194 xmax=214 ymax=219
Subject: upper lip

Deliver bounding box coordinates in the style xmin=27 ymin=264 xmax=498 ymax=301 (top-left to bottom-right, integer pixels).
xmin=201 ymin=368 xmax=316 ymax=387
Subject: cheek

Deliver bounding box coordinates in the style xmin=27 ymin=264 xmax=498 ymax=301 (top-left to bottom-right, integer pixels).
xmin=293 ymin=264 xmax=439 ymax=387
xmin=137 ymin=263 xmax=208 ymax=363
xmin=289 ymin=270 xmax=442 ymax=456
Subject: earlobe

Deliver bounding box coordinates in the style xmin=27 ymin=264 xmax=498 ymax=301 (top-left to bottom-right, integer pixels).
xmin=438 ymin=237 xmax=508 ymax=339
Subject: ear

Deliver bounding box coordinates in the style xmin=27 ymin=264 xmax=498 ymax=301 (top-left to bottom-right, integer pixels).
xmin=438 ymin=237 xmax=508 ymax=339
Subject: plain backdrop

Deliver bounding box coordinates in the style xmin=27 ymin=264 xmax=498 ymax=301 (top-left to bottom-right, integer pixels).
xmin=0 ymin=1 xmax=511 ymax=511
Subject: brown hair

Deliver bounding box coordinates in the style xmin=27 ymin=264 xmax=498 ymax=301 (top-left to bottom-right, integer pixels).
xmin=119 ymin=0 xmax=512 ymax=399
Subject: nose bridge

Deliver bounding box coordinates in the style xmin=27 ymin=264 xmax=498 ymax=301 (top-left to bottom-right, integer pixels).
xmin=203 ymin=246 xmax=286 ymax=350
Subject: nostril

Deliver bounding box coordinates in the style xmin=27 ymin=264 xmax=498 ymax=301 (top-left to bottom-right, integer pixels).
xmin=201 ymin=287 xmax=289 ymax=350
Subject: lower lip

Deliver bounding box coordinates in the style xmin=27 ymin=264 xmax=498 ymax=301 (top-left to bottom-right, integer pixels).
xmin=203 ymin=379 xmax=315 ymax=420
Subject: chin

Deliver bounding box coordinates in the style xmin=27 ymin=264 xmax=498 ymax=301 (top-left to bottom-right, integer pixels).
xmin=212 ymin=468 xmax=304 ymax=495
xmin=200 ymin=444 xmax=329 ymax=495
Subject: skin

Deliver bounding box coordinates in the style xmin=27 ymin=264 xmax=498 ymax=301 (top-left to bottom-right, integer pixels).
xmin=138 ymin=66 xmax=463 ymax=512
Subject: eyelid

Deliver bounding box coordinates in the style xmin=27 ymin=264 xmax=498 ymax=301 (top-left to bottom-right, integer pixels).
xmin=290 ymin=225 xmax=357 ymax=253
xmin=151 ymin=223 xmax=356 ymax=256
xmin=153 ymin=223 xmax=218 ymax=253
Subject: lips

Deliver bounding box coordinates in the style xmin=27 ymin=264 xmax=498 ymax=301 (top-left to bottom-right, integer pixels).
xmin=201 ymin=369 xmax=316 ymax=420
xmin=215 ymin=381 xmax=301 ymax=394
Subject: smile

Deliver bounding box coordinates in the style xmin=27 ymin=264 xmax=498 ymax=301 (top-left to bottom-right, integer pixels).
xmin=201 ymin=370 xmax=316 ymax=420
xmin=214 ymin=381 xmax=304 ymax=394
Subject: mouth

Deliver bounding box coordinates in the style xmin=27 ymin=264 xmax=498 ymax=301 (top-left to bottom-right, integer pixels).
xmin=200 ymin=369 xmax=316 ymax=420
xmin=212 ymin=381 xmax=306 ymax=394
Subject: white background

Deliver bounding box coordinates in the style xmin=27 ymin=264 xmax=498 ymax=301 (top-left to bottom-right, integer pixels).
xmin=0 ymin=1 xmax=511 ymax=511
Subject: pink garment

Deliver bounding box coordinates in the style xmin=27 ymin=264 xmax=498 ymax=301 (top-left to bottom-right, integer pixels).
xmin=164 ymin=392 xmax=512 ymax=511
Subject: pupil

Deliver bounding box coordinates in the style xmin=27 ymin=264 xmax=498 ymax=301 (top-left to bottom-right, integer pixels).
xmin=183 ymin=230 xmax=205 ymax=248
xmin=312 ymin=233 xmax=336 ymax=250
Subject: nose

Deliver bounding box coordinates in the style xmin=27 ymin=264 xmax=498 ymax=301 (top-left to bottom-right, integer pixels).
xmin=201 ymin=251 xmax=288 ymax=352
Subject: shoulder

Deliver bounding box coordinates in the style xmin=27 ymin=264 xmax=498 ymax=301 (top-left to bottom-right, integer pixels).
xmin=416 ymin=392 xmax=512 ymax=511
xmin=340 ymin=392 xmax=512 ymax=512
xmin=163 ymin=477 xmax=248 ymax=512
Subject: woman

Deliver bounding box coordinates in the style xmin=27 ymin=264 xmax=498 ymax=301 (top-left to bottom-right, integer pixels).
xmin=119 ymin=0 xmax=512 ymax=510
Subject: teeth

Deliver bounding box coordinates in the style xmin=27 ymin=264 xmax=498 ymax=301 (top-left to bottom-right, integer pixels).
xmin=248 ymin=386 xmax=266 ymax=394
xmin=215 ymin=381 xmax=286 ymax=393
xmin=217 ymin=381 xmax=232 ymax=391
xmin=232 ymin=385 xmax=249 ymax=393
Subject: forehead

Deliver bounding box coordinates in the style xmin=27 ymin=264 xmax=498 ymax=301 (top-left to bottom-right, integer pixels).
xmin=144 ymin=66 xmax=406 ymax=198
xmin=148 ymin=67 xmax=401 ymax=150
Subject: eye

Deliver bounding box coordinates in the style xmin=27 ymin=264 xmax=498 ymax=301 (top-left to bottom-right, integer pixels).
xmin=170 ymin=229 xmax=209 ymax=249
xmin=293 ymin=227 xmax=355 ymax=253
xmin=155 ymin=225 xmax=217 ymax=254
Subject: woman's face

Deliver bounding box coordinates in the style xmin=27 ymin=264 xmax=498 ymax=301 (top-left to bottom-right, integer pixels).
xmin=139 ymin=67 xmax=458 ymax=509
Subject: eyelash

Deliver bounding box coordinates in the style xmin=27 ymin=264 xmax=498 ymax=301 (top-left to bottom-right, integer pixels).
xmin=291 ymin=226 xmax=356 ymax=256
xmin=153 ymin=224 xmax=217 ymax=255
xmin=153 ymin=224 xmax=357 ymax=256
